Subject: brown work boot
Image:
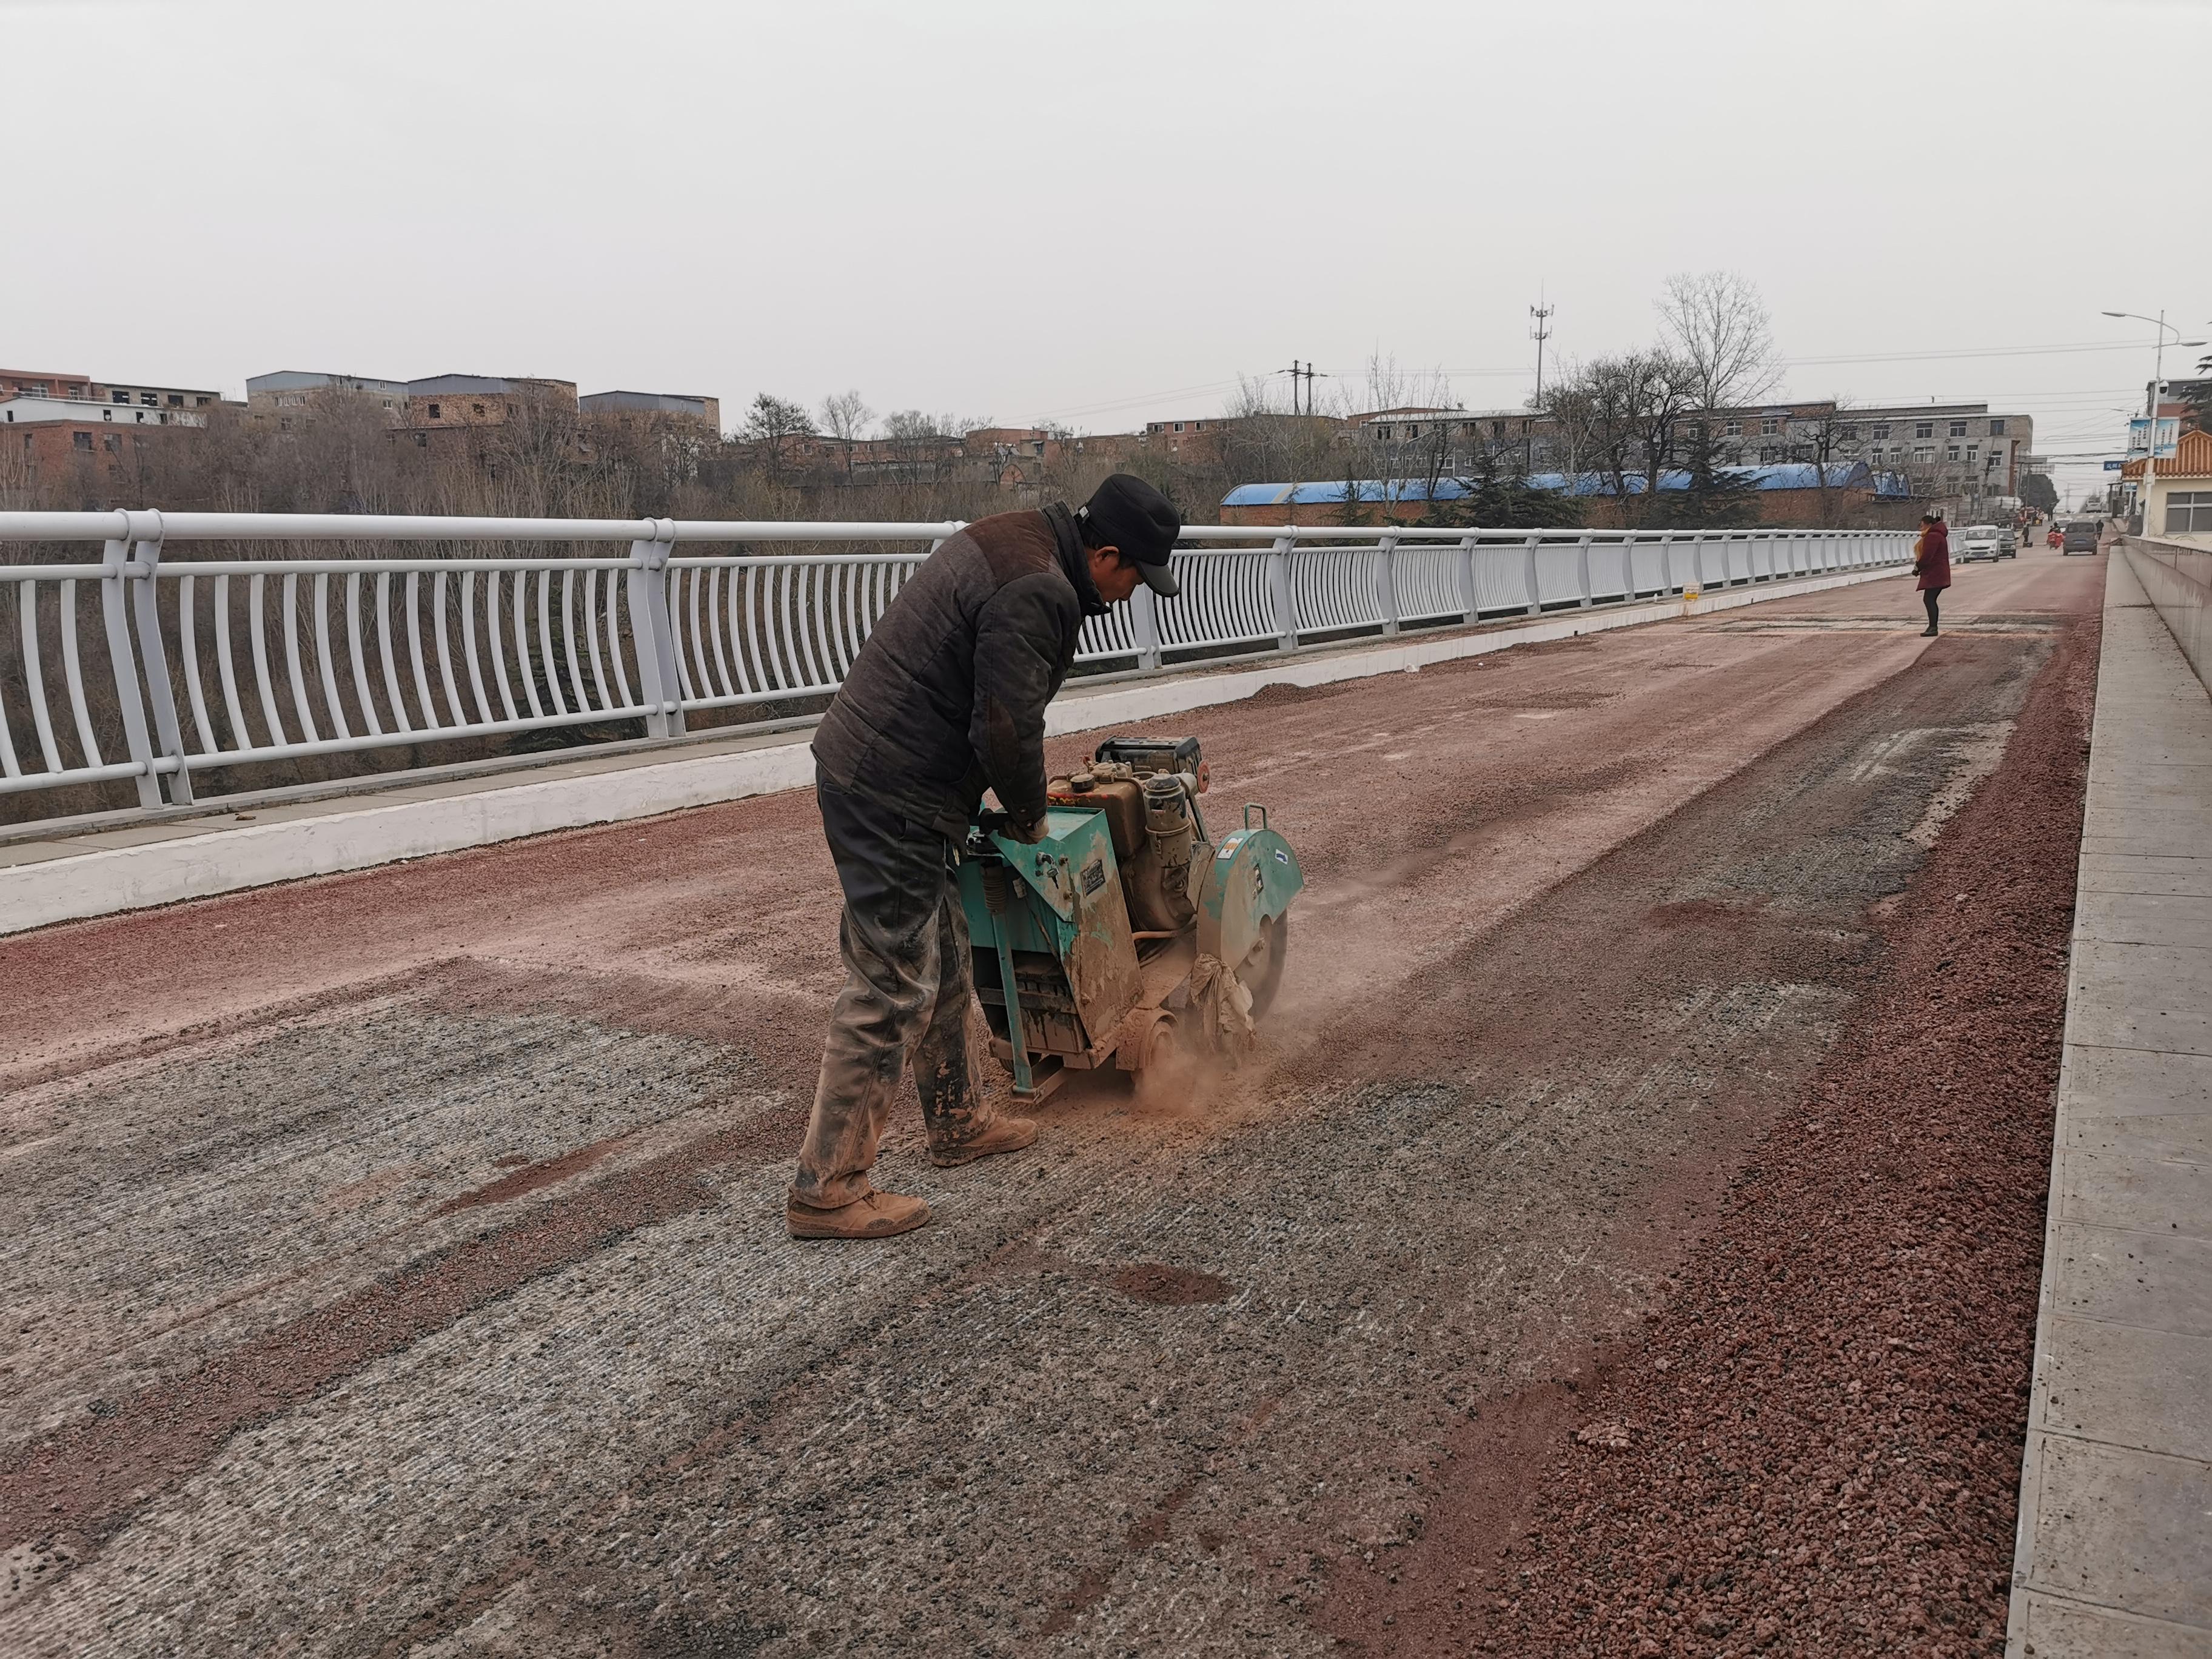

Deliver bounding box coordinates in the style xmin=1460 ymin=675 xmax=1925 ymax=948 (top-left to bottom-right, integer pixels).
xmin=929 ymin=1114 xmax=1039 ymax=1168
xmin=786 ymin=1187 xmax=931 ymax=1241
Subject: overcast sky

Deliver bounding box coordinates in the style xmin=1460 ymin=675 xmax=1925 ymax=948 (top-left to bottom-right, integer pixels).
xmin=8 ymin=0 xmax=2207 ymax=503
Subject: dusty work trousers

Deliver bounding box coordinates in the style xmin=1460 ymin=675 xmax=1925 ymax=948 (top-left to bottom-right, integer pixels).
xmin=792 ymin=777 xmax=987 ymax=1209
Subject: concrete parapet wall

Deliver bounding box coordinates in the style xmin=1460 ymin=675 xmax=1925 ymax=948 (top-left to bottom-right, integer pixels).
xmin=2122 ymin=535 xmax=2212 ymax=697
xmin=0 ymin=563 xmax=1905 ymax=937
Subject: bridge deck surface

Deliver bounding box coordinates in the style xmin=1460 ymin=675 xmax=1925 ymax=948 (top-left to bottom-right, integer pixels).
xmin=1 ymin=552 xmax=2098 ymax=1656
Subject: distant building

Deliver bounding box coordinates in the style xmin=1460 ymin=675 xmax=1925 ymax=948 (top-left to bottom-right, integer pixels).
xmin=98 ymin=380 xmax=223 ymax=413
xmin=1141 ymin=415 xmax=1236 ymax=464
xmin=2 ymin=403 xmax=191 ymax=475
xmin=246 ymin=370 xmax=408 ymax=422
xmin=2 ymin=369 xmax=223 ymax=425
xmin=1336 ymin=398 xmax=2033 ymax=518
xmin=1 ymin=392 xmax=209 ymax=432
xmin=1221 ymin=461 xmax=1899 ymax=528
xmin=1 ymin=364 xmax=219 ymax=485
xmin=578 ymin=390 xmax=722 ymax=435
xmin=0 ymin=369 xmax=99 ymax=401
xmin=964 ymin=426 xmax=1053 ymax=460
xmin=2119 ymin=426 xmax=2212 ymax=543
xmin=403 ymin=374 xmax=578 ymax=429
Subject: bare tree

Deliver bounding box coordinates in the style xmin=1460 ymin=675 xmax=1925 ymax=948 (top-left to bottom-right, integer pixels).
xmin=1355 ymin=351 xmax=1452 ymax=417
xmin=1658 ymin=272 xmax=1781 ymax=416
xmin=818 ymin=389 xmax=874 ymax=482
xmin=1225 ymin=373 xmax=1284 ymax=420
xmin=1541 ymin=352 xmax=1692 ymax=525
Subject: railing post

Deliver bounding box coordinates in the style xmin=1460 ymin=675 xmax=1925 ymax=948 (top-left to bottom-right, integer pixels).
xmin=1267 ymin=533 xmax=1298 ymax=652
xmin=1620 ymin=532 xmax=1638 ymax=600
xmin=1375 ymin=533 xmax=1401 ymax=636
xmin=98 ymin=530 xmax=164 ymax=810
xmin=1523 ymin=534 xmax=1543 ymax=615
xmin=1575 ymin=533 xmax=1595 ymax=608
xmin=1658 ymin=532 xmax=1675 ymax=595
xmin=1689 ymin=531 xmax=1707 ymax=591
xmin=123 ymin=509 xmax=194 ymax=805
xmin=627 ymin=518 xmax=685 ymax=738
xmin=1456 ymin=534 xmax=1480 ymax=624
xmin=1131 ymin=581 xmax=1162 ymax=671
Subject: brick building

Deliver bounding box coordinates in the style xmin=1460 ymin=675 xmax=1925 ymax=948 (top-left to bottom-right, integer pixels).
xmin=577 ymin=390 xmax=722 ymax=435
xmin=5 ymin=418 xmax=178 ymax=476
xmin=1141 ymin=415 xmax=1233 ymax=464
xmin=403 ymin=374 xmax=578 ymax=429
xmin=247 ymin=370 xmax=409 ymax=423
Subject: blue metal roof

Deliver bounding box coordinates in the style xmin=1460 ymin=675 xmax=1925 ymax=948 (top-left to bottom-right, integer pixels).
xmin=1221 ymin=478 xmax=1475 ymax=508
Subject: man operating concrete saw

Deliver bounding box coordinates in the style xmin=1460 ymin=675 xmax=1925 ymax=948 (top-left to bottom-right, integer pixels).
xmin=788 ymin=474 xmax=1183 ymax=1240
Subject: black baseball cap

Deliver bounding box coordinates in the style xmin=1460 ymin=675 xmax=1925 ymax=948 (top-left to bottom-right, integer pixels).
xmin=1079 ymin=474 xmax=1181 ymax=598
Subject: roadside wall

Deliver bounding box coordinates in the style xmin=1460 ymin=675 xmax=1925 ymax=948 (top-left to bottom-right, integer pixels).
xmin=2122 ymin=535 xmax=2212 ymax=695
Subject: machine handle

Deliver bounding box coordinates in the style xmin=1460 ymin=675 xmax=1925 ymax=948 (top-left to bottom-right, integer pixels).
xmin=1242 ymin=802 xmax=1268 ymax=829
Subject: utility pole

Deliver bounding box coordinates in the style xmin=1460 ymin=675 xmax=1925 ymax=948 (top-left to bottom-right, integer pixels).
xmin=1282 ymin=361 xmax=1320 ymax=416
xmin=1529 ymin=304 xmax=1554 ymax=407
xmin=1527 ymin=302 xmax=1554 ymax=479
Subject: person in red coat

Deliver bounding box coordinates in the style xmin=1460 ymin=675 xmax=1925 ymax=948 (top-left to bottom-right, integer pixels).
xmin=1914 ymin=511 xmax=1951 ymax=637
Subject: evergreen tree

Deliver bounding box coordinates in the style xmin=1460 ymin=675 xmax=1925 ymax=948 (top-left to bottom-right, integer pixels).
xmin=1649 ymin=419 xmax=1760 ymax=528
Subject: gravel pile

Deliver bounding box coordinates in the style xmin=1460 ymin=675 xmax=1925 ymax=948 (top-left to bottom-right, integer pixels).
xmin=1468 ymin=614 xmax=2099 ymax=1657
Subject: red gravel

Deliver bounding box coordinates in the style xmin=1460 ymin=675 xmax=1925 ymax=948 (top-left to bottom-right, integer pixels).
xmin=1433 ymin=612 xmax=2098 ymax=1655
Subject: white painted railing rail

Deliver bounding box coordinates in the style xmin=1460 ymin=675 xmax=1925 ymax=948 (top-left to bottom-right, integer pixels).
xmin=0 ymin=511 xmax=1912 ymax=820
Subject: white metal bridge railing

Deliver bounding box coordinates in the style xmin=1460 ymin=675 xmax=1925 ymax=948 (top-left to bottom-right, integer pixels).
xmin=0 ymin=511 xmax=1911 ymax=819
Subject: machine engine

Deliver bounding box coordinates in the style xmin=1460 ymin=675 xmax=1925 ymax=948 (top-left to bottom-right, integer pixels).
xmin=962 ymin=732 xmax=1301 ymax=1101
xmin=1047 ymin=737 xmax=1212 ymax=937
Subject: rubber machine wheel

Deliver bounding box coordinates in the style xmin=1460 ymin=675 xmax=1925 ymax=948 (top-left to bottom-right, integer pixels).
xmin=1240 ymin=914 xmax=1289 ymax=1018
xmin=1134 ymin=1014 xmax=1196 ymax=1113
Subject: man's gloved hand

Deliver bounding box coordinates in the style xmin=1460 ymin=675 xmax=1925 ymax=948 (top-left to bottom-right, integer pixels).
xmin=1009 ymin=814 xmax=1050 ymax=845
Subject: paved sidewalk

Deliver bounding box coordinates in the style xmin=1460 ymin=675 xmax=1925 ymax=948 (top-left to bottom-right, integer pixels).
xmin=2008 ymin=552 xmax=2212 ymax=1657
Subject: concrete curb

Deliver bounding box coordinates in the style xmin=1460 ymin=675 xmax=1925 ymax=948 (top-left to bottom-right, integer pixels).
xmin=0 ymin=564 xmax=1905 ymax=936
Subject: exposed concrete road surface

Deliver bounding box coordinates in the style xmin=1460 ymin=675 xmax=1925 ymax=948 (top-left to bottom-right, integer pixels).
xmin=1 ymin=553 xmax=2100 ymax=1656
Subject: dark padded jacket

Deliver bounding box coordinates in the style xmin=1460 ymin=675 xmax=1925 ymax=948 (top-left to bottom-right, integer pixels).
xmin=813 ymin=503 xmax=1104 ymax=840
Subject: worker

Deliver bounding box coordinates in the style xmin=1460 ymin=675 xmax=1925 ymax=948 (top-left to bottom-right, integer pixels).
xmin=1914 ymin=509 xmax=1950 ymax=637
xmin=788 ymin=474 xmax=1184 ymax=1239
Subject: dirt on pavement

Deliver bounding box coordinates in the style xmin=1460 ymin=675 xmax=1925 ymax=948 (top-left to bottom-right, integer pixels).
xmin=0 ymin=554 xmax=2102 ymax=1656
xmin=1321 ymin=589 xmax=2099 ymax=1657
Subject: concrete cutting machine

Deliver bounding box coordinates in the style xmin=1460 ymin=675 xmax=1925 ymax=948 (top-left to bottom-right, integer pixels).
xmin=960 ymin=735 xmax=1304 ymax=1103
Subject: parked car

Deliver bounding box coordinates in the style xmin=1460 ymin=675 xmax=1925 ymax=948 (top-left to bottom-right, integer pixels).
xmin=2061 ymin=520 xmax=2103 ymax=555
xmin=1959 ymin=524 xmax=2004 ymax=562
